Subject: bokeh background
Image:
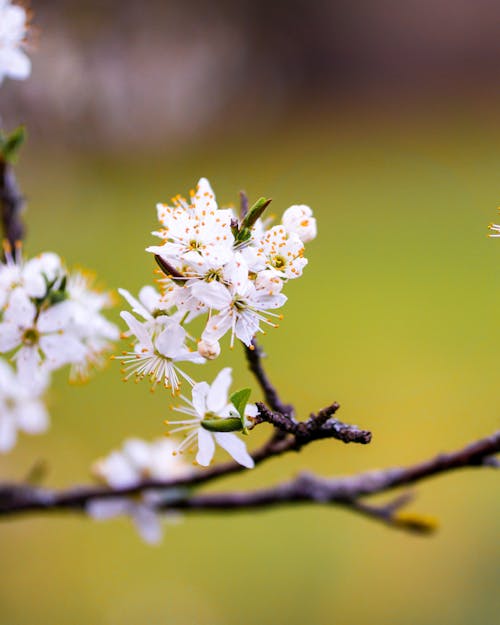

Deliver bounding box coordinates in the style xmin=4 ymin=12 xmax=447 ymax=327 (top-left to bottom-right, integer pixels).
xmin=1 ymin=1 xmax=499 ymax=624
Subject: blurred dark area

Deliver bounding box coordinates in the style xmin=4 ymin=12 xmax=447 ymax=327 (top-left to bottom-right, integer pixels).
xmin=1 ymin=0 xmax=499 ymax=148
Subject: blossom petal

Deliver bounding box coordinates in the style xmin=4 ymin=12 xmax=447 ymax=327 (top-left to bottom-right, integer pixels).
xmin=206 ymin=367 xmax=232 ymax=413
xmin=16 ymin=401 xmax=48 ymax=434
xmin=120 ymin=311 xmax=153 ymax=348
xmin=0 ymin=322 xmax=22 ymax=352
xmin=213 ymin=432 xmax=254 ymax=468
xmin=37 ymin=301 xmax=74 ymax=332
xmin=132 ymin=504 xmax=163 ymax=545
xmin=4 ymin=288 xmax=35 ymax=326
xmin=15 ymin=346 xmax=40 ymax=382
xmin=39 ymin=333 xmax=86 ymax=369
xmin=196 ymin=428 xmax=215 ymax=466
xmin=192 ymin=382 xmax=209 ymax=417
xmin=202 ymin=310 xmax=233 ymax=342
xmin=155 ymin=322 xmax=186 ymax=358
xmin=190 ymin=281 xmax=232 ymax=309
xmin=123 ymin=438 xmax=151 ymax=470
xmin=118 ymin=288 xmax=152 ymax=321
xmin=0 ymin=415 xmax=16 ymax=452
xmin=0 ymin=47 xmax=30 ymax=80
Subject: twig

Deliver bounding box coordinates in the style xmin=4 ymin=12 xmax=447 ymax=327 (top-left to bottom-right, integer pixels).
xmin=244 ymin=339 xmax=295 ymax=417
xmin=0 ymin=159 xmax=25 ymax=249
xmin=254 ymin=402 xmax=371 ymax=445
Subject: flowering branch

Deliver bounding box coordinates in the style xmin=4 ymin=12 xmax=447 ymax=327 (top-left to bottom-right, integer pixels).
xmin=0 ymin=431 xmax=498 ymax=537
xmin=0 ymin=3 xmax=497 ymax=546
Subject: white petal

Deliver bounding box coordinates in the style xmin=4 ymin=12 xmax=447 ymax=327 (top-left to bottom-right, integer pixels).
xmin=206 ymin=367 xmax=232 ymax=413
xmin=39 ymin=333 xmax=86 ymax=369
xmin=118 ymin=288 xmax=152 ymax=321
xmin=234 ymin=314 xmax=259 ymax=347
xmin=245 ymin=403 xmax=258 ymax=419
xmin=15 ymin=346 xmax=41 ymax=381
xmin=196 ymin=428 xmax=215 ymax=466
xmin=94 ymin=452 xmax=140 ymax=488
xmin=132 ymin=505 xmax=163 ymax=545
xmin=0 ymin=47 xmax=30 ymax=80
xmin=213 ymin=432 xmax=254 ymax=468
xmin=87 ymin=498 xmax=131 ymax=520
xmin=123 ymin=438 xmax=151 ymax=470
xmin=190 ymin=281 xmax=232 ymax=309
xmin=37 ymin=301 xmax=73 ymax=332
xmin=120 ymin=311 xmax=153 ymax=348
xmin=155 ymin=322 xmax=186 ymax=358
xmin=191 ymin=382 xmax=209 ymax=417
xmin=202 ymin=310 xmax=233 ymax=342
xmin=192 ymin=177 xmax=217 ymax=213
xmin=0 ymin=415 xmax=16 ymax=452
xmin=0 ymin=323 xmax=22 ymax=352
xmin=4 ymin=288 xmax=36 ymax=326
xmin=16 ymin=401 xmax=48 ymax=434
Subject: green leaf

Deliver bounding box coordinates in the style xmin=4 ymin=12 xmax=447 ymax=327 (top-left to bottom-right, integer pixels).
xmin=230 ymin=387 xmax=252 ymax=422
xmin=241 ymin=197 xmax=272 ymax=231
xmin=0 ymin=126 xmax=26 ymax=163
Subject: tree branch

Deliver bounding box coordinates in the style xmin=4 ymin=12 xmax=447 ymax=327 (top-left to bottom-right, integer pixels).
xmin=0 ymin=431 xmax=497 ymax=534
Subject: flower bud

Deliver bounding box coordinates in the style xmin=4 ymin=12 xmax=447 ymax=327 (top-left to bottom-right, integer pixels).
xmin=201 ymin=416 xmax=243 ymax=432
xmin=197 ymin=339 xmax=221 ymax=360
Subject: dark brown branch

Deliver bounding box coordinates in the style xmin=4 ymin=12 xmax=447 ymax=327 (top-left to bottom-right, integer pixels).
xmin=0 ymin=159 xmax=25 ymax=248
xmin=0 ymin=431 xmax=498 ymax=531
xmin=244 ymin=339 xmax=295 ymax=417
xmin=254 ymin=402 xmax=372 ymax=445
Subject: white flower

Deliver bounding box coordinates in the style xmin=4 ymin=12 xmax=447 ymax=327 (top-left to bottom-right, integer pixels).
xmin=92 ymin=437 xmax=190 ymax=487
xmin=66 ymin=271 xmax=119 ymax=381
xmin=193 ymin=255 xmax=286 ymax=348
xmin=0 ymin=246 xmax=64 ymax=309
xmin=115 ymin=311 xmax=204 ymax=392
xmin=254 ymin=268 xmax=284 ymax=296
xmin=147 ymin=178 xmax=235 ymax=267
xmin=0 ymin=0 xmax=31 ymax=85
xmin=166 ymin=367 xmax=257 ymax=468
xmin=282 ymin=204 xmax=317 ymax=242
xmin=89 ymin=437 xmax=189 ymax=544
xmin=118 ymin=286 xmax=176 ymax=325
xmin=0 ymin=288 xmax=87 ymax=381
xmin=255 ymin=226 xmax=308 ymax=280
xmin=0 ymin=359 xmax=48 ymax=453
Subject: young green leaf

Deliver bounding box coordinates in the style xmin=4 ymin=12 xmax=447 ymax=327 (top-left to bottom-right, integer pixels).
xmin=241 ymin=197 xmax=272 ymax=231
xmin=230 ymin=388 xmax=252 ymax=422
xmin=0 ymin=126 xmax=26 ymax=163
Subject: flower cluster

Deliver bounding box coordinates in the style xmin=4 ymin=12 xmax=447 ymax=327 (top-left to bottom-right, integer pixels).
xmin=89 ymin=437 xmax=190 ymax=544
xmin=0 ymin=0 xmax=31 ymax=85
xmin=0 ymin=245 xmax=118 ymax=451
xmin=118 ymin=178 xmax=316 ymax=389
xmin=115 ymin=178 xmax=316 ymax=471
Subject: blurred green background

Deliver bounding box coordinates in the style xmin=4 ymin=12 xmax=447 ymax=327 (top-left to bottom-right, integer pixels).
xmin=1 ymin=1 xmax=500 ymax=624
